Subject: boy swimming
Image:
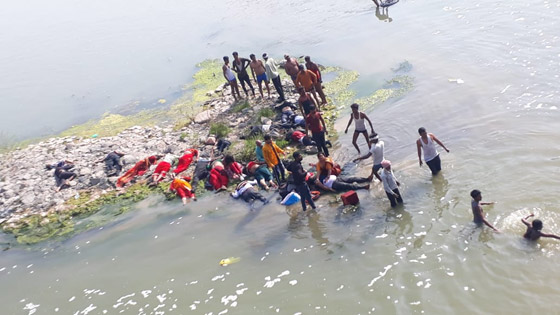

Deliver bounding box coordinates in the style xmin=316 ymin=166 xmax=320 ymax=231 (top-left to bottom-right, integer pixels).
xmin=521 ymin=214 xmax=560 ymax=241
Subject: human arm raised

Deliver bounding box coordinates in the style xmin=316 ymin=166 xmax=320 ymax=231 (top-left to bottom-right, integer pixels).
xmin=521 ymin=214 xmax=534 ymax=227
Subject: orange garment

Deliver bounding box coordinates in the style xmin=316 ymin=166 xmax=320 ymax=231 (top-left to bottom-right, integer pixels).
xmin=116 ymin=156 xmax=157 ymax=187
xmin=262 ymin=142 xmax=285 ymax=168
xmin=296 ymin=70 xmax=317 ymax=91
xmin=170 ymin=178 xmax=194 ymax=199
xmin=316 ymin=157 xmax=341 ymax=177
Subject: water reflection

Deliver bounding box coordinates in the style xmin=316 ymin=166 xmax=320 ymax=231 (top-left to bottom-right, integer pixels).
xmin=431 ymin=175 xmax=449 ymax=218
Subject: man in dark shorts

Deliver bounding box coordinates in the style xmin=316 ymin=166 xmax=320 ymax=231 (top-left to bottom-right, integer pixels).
xmin=287 ymin=152 xmax=316 ymax=212
xmin=305 ymin=105 xmax=329 ymax=157
xmin=232 ymin=52 xmax=255 ymax=98
xmin=416 ymin=127 xmax=450 ymax=175
xmin=249 ymin=54 xmax=271 ymax=98
xmin=295 ymin=65 xmax=320 ymax=108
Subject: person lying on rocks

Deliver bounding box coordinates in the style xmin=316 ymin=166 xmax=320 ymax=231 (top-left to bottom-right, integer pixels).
xmin=223 ymin=154 xmax=245 ymax=181
xmin=246 ymin=161 xmax=277 ymax=190
xmin=280 ymin=107 xmax=306 ymax=129
xmin=173 ymin=148 xmax=199 ymax=176
xmin=96 ymin=151 xmax=125 ymax=176
xmin=116 ymin=155 xmax=159 ymax=188
xmin=152 ymin=150 xmax=178 ymax=184
xmin=208 ymin=160 xmax=229 ymax=192
xmin=169 ymin=176 xmax=196 ymax=205
xmin=285 ymin=129 xmax=316 ymax=147
xmin=231 ymin=180 xmax=269 ymax=205
xmin=312 ymin=174 xmax=370 ymax=193
xmin=46 ymin=161 xmax=76 ymax=191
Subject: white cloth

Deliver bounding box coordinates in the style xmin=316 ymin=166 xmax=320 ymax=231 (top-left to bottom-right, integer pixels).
xmin=323 ymin=175 xmax=337 ymax=189
xmin=264 ymin=58 xmax=280 ymax=79
xmin=354 ymin=113 xmax=366 ymax=131
xmin=380 ymin=169 xmax=398 ymax=193
xmin=162 ymin=154 xmax=178 ymax=165
xmin=369 ymin=141 xmax=385 ymax=165
xmin=420 ymin=135 xmax=438 ymax=162
xmin=225 ymin=65 xmax=235 ymax=81
xmin=231 ymin=180 xmax=258 ymax=198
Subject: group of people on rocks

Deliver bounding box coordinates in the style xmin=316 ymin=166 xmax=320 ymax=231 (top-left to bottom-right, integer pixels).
xmin=44 ymin=53 xmax=559 ymax=243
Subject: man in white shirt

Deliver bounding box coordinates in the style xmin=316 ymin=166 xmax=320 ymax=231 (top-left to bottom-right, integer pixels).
xmin=263 ymin=53 xmax=285 ymax=102
xmin=379 ymin=160 xmax=403 ymax=208
xmin=353 ymin=133 xmax=384 ymax=182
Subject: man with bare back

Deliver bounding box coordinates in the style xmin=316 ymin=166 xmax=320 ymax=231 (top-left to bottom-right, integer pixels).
xmin=284 ymin=54 xmax=300 ymax=87
xmin=249 ymin=54 xmax=271 ymax=98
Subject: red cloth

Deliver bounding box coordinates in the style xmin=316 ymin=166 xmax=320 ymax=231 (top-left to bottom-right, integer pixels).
xmin=291 ymin=130 xmax=305 ymax=142
xmin=209 ymin=165 xmax=228 ymax=190
xmin=154 ymin=161 xmax=171 ymax=175
xmin=173 ymin=149 xmax=198 ymax=174
xmin=176 ymin=186 xmax=195 ymax=199
xmin=306 ymin=112 xmax=324 ymax=133
xmin=228 ymin=162 xmax=243 ymax=176
xmin=116 ymin=156 xmax=156 ymax=187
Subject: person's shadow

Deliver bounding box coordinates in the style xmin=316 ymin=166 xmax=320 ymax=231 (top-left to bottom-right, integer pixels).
xmin=375 ymin=6 xmax=393 ymax=22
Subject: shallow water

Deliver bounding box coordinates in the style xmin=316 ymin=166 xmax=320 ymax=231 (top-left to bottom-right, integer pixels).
xmin=2 ymin=0 xmax=560 ymax=313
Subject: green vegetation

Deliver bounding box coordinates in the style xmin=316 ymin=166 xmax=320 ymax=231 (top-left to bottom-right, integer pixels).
xmin=231 ymin=100 xmax=250 ymax=113
xmin=209 ymin=122 xmax=230 ymax=139
xmin=255 ymin=107 xmax=276 ymax=122
xmin=1 ymin=182 xmax=170 ymax=244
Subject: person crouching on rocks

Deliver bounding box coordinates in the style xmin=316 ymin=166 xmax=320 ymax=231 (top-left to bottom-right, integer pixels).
xmin=246 ymin=161 xmax=277 ymax=191
xmin=223 ymin=154 xmax=245 ymax=181
xmin=169 ymin=176 xmax=196 ymax=205
xmin=46 ymin=161 xmax=76 ymax=192
xmin=116 ymin=155 xmax=159 ymax=188
xmin=231 ymin=180 xmax=268 ymax=205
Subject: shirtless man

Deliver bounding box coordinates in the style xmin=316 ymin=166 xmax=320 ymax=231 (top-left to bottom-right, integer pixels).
xmin=232 ymin=51 xmax=255 ymax=98
xmin=470 ymin=189 xmax=499 ymax=232
xmin=249 ymin=54 xmax=271 ymax=98
xmin=522 ymin=214 xmax=560 ymax=241
xmin=305 ymin=56 xmax=327 ymax=104
xmin=223 ymin=56 xmax=241 ymax=100
xmin=284 ymin=54 xmax=300 ymax=87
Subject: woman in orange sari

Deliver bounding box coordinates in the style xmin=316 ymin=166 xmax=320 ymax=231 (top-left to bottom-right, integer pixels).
xmin=116 ymin=156 xmax=158 ymax=188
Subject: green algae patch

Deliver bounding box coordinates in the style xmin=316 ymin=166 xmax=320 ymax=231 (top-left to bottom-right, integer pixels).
xmin=354 ymin=75 xmax=415 ymax=110
xmin=1 ymin=182 xmax=172 ymax=245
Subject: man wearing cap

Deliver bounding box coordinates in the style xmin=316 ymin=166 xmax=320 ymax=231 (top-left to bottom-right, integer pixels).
xmin=232 ymin=51 xmax=255 ymax=98
xmin=287 ymin=152 xmax=316 ymax=211
xmin=249 ymin=54 xmax=271 ymax=99
xmin=263 ymin=53 xmax=285 ymax=102
xmin=380 ymin=160 xmax=403 ymax=208
xmin=284 ymin=54 xmax=300 ymax=87
xmin=353 ymin=133 xmax=384 ymax=182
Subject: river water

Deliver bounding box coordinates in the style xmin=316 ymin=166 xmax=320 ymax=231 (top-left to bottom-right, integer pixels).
xmin=2 ymin=0 xmax=560 ymax=313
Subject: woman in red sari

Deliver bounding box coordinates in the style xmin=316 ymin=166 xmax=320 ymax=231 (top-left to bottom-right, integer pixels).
xmin=116 ymin=156 xmax=158 ymax=188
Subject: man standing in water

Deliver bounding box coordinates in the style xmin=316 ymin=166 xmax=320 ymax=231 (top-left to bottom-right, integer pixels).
xmin=470 ymin=189 xmax=499 ymax=232
xmin=344 ymin=103 xmax=375 ymax=154
xmin=232 ymin=52 xmax=255 ymax=98
xmin=416 ymin=127 xmax=449 ymax=175
xmin=284 ymin=54 xmax=300 ymax=87
xmin=262 ymin=53 xmax=285 ymax=102
xmin=222 ymin=56 xmax=241 ymax=101
xmin=304 ymin=56 xmax=327 ymax=104
xmin=287 ymin=152 xmax=316 ymax=212
xmin=249 ymin=54 xmax=271 ymax=99
xmin=353 ymin=133 xmax=384 ymax=182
